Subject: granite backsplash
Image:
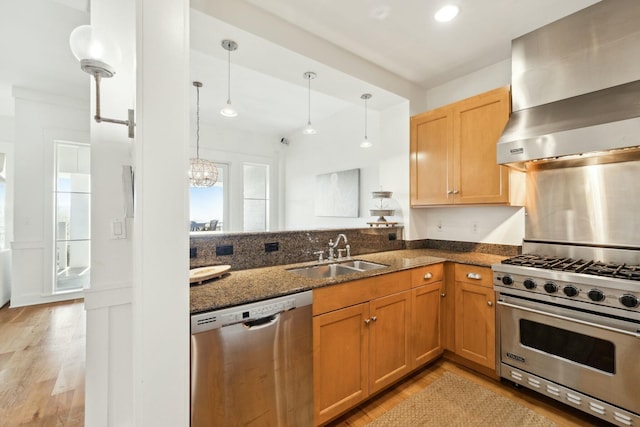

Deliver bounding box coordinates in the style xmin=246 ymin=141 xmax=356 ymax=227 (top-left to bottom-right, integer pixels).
xmin=190 ymin=227 xmax=406 ymax=270
xmin=190 ymin=227 xmax=522 ymax=271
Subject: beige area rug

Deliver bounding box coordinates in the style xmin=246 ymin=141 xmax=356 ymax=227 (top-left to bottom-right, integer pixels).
xmin=366 ymin=372 xmax=558 ymax=427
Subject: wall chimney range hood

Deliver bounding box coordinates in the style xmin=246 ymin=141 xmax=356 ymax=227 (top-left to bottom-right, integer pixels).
xmin=497 ymin=0 xmax=640 ymax=170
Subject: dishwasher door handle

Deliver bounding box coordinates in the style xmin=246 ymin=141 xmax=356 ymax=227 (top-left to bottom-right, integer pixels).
xmin=243 ymin=313 xmax=279 ymax=330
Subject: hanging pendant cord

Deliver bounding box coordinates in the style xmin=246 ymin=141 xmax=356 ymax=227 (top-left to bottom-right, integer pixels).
xmin=196 ymin=84 xmax=201 ymax=159
xmin=364 ymin=97 xmax=368 ymax=139
xmin=307 ymin=77 xmax=312 ymax=124
xmin=227 ymin=48 xmax=232 ymax=104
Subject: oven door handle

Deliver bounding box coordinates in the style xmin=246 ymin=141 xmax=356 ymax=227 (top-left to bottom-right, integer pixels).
xmin=496 ymin=300 xmax=640 ymax=338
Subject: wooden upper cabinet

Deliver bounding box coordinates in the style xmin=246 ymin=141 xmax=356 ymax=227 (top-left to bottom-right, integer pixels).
xmin=410 ymin=106 xmax=454 ymax=205
xmin=410 ymin=86 xmax=511 ymax=206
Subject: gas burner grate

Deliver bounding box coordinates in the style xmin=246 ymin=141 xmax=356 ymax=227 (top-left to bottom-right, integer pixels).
xmin=581 ymin=262 xmax=640 ymax=281
xmin=502 ymin=254 xmax=640 ymax=281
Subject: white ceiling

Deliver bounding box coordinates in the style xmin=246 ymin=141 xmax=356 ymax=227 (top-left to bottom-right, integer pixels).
xmin=0 ymin=0 xmax=601 ymax=136
xmin=243 ymin=0 xmax=601 ymax=88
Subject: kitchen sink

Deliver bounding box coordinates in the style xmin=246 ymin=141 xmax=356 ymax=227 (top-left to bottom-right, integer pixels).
xmin=337 ymin=260 xmax=387 ymax=271
xmin=288 ymin=260 xmax=387 ymax=279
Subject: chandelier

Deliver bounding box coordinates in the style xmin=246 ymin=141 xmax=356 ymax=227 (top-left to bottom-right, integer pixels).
xmin=189 ymin=81 xmax=218 ymax=187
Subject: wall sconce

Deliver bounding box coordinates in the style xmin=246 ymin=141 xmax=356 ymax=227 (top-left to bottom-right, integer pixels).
xmin=69 ymin=25 xmax=135 ymax=138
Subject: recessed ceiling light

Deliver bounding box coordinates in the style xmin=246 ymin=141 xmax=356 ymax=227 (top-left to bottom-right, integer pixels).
xmin=369 ymin=5 xmax=391 ymax=21
xmin=434 ymin=4 xmax=460 ymax=22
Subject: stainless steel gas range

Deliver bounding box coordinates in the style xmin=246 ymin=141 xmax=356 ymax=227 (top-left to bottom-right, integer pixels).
xmin=493 ymin=244 xmax=640 ymax=427
xmin=491 ymin=2 xmax=640 ymax=425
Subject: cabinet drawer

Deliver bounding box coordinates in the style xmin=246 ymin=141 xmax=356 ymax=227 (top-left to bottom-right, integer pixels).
xmin=410 ymin=264 xmax=443 ymax=287
xmin=454 ymin=264 xmax=492 ymax=288
xmin=313 ymin=271 xmax=411 ymax=316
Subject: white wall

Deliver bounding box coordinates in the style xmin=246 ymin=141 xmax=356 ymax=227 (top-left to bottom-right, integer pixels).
xmin=10 ymin=88 xmax=88 ymax=307
xmin=283 ymin=103 xmax=393 ymax=229
xmin=407 ymin=59 xmax=525 ymax=245
xmin=379 ymin=101 xmax=411 ymax=234
xmin=0 ymin=119 xmax=14 ymax=307
xmin=83 ymin=0 xmax=135 ymax=424
xmin=84 ymin=0 xmax=190 ymax=424
xmin=194 ymin=124 xmax=282 ymax=232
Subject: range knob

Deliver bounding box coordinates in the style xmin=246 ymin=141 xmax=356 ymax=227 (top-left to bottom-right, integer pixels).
xmin=619 ymin=294 xmax=639 ymax=308
xmin=501 ymin=276 xmax=513 ymax=285
xmin=588 ymin=289 xmax=605 ymax=302
xmin=523 ymin=279 xmax=536 ymax=290
xmin=544 ymin=282 xmax=558 ymax=293
xmin=563 ymin=285 xmax=579 ymax=297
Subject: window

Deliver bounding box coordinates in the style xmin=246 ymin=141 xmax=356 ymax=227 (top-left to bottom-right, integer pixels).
xmin=190 ymin=162 xmax=227 ymax=232
xmin=54 ymin=142 xmax=90 ymax=292
xmin=243 ymin=163 xmax=269 ymax=232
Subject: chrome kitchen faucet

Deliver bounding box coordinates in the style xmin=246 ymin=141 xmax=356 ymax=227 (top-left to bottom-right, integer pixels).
xmin=328 ymin=234 xmax=349 ymax=261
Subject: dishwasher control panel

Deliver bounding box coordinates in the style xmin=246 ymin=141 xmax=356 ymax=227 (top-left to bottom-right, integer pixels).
xmin=191 ymin=290 xmax=313 ymax=334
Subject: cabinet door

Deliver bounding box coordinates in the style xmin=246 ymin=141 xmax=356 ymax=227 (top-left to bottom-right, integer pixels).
xmin=454 ymin=282 xmax=496 ymax=369
xmin=411 ymin=282 xmax=443 ymax=369
xmin=410 ymin=107 xmax=453 ymax=206
xmin=369 ymin=291 xmax=412 ymax=394
xmin=313 ymin=303 xmax=369 ymax=425
xmin=453 ymin=86 xmax=510 ymax=204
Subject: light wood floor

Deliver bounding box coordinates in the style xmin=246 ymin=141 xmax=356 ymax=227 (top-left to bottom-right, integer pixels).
xmin=0 ymin=300 xmax=614 ymax=427
xmin=0 ymin=299 xmax=85 ymax=426
xmin=326 ymin=357 xmax=613 ymax=427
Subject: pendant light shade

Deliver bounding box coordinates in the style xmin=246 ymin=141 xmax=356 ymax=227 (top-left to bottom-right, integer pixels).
xmin=360 ymin=93 xmax=373 ymax=148
xmin=220 ymin=39 xmax=238 ymax=118
xmin=303 ymin=71 xmax=317 ymax=135
xmin=189 ymin=82 xmax=218 ymax=187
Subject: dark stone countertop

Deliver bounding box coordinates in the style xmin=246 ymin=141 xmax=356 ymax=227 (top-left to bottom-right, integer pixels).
xmin=190 ymin=248 xmax=508 ymax=314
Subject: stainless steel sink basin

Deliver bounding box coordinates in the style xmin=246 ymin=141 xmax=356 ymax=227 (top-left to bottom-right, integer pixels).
xmin=337 ymin=260 xmax=387 ymax=271
xmin=287 ymin=260 xmax=387 ymax=279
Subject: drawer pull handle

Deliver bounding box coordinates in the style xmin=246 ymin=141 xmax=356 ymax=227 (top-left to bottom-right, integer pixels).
xmin=371 ymin=316 xmax=377 ymax=322
xmin=423 ymin=272 xmax=433 ymax=280
xmin=487 ymin=301 xmax=493 ymax=307
xmin=467 ymin=273 xmax=482 ymax=280
xmin=440 ymin=293 xmax=446 ymax=298
xmin=364 ymin=318 xmax=371 ymax=325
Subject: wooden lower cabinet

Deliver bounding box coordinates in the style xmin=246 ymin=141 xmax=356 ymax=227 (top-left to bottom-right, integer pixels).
xmin=313 ymin=291 xmax=411 ymax=425
xmin=313 ymin=266 xmax=445 ymax=425
xmin=369 ymin=291 xmax=412 ymax=394
xmin=411 ymin=282 xmax=443 ymax=368
xmin=453 ymin=264 xmax=496 ymax=370
xmin=313 ymin=303 xmax=369 ymax=424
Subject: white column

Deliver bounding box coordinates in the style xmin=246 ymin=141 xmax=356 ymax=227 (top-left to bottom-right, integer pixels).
xmin=133 ymin=0 xmax=190 ymax=425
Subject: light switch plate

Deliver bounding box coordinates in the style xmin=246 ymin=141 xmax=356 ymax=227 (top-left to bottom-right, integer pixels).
xmin=111 ymin=218 xmax=127 ymax=239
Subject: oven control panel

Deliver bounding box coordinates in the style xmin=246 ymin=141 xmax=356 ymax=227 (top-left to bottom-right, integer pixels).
xmin=493 ymin=270 xmax=640 ymax=313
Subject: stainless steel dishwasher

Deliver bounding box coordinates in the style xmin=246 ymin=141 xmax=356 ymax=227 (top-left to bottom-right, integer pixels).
xmin=190 ymin=290 xmax=313 ymax=427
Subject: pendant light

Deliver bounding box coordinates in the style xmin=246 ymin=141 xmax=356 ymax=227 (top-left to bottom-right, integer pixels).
xmin=189 ymin=82 xmax=218 ymax=187
xmin=220 ymin=39 xmax=238 ymax=118
xmin=303 ymin=71 xmax=317 ymax=135
xmin=360 ymin=93 xmax=373 ymax=148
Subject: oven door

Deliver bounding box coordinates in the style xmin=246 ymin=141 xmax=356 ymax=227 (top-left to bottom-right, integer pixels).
xmin=497 ymin=292 xmax=640 ymax=415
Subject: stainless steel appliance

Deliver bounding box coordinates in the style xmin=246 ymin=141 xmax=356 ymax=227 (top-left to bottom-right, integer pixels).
xmin=190 ymin=291 xmax=313 ymax=427
xmin=497 ymin=0 xmax=640 ymax=170
xmin=493 ymin=246 xmax=640 ymax=426
xmin=493 ymin=3 xmax=640 ymax=424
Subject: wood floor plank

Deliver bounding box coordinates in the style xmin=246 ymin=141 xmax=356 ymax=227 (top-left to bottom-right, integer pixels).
xmin=0 ymin=300 xmax=85 ymax=426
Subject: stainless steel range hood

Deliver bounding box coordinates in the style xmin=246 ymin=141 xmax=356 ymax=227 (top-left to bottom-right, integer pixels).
xmin=497 ymin=0 xmax=640 ymax=170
